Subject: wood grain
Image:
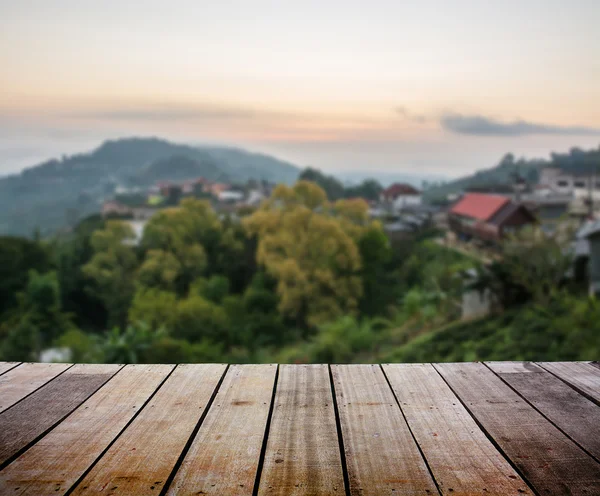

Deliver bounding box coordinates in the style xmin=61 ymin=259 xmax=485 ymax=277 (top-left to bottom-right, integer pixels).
xmin=538 ymin=361 xmax=600 ymax=404
xmin=70 ymin=364 xmax=226 ymax=495
xmin=0 ymin=362 xmax=72 ymax=413
xmin=0 ymin=363 xmax=121 ymax=467
xmin=487 ymin=361 xmax=600 ymax=462
xmin=332 ymin=364 xmax=438 ymax=496
xmin=384 ymin=363 xmax=530 ymax=495
xmin=0 ymin=364 xmax=171 ymax=496
xmin=167 ymin=364 xmax=276 ymax=495
xmin=436 ymin=362 xmax=600 ymax=496
xmin=257 ymin=364 xmax=345 ymax=495
xmin=0 ymin=361 xmax=20 ymax=376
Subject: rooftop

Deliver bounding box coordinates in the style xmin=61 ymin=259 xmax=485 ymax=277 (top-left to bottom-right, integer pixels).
xmin=0 ymin=361 xmax=599 ymax=495
xmin=450 ymin=193 xmax=510 ymax=221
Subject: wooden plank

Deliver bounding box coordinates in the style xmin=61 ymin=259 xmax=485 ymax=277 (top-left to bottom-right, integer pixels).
xmin=488 ymin=361 xmax=600 ymax=462
xmin=538 ymin=361 xmax=600 ymax=404
xmin=435 ymin=362 xmax=600 ymax=496
xmin=332 ymin=364 xmax=438 ymax=495
xmin=257 ymin=364 xmax=345 ymax=495
xmin=0 ymin=364 xmax=172 ymax=496
xmin=0 ymin=363 xmax=121 ymax=467
xmin=70 ymin=364 xmax=226 ymax=495
xmin=0 ymin=362 xmax=72 ymax=413
xmin=167 ymin=364 xmax=276 ymax=495
xmin=384 ymin=363 xmax=530 ymax=495
xmin=0 ymin=362 xmax=21 ymax=376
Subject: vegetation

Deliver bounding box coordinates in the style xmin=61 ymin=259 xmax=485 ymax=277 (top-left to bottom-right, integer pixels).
xmin=0 ymin=179 xmax=597 ymax=365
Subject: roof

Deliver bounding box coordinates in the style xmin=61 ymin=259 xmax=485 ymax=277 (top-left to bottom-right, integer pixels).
xmin=0 ymin=361 xmax=599 ymax=494
xmin=449 ymin=193 xmax=510 ymax=221
xmin=488 ymin=202 xmax=536 ymax=226
xmin=382 ymin=183 xmax=421 ymax=198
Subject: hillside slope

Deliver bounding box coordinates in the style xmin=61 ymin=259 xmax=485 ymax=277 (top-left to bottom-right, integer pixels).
xmin=382 ymin=298 xmax=600 ymax=362
xmin=0 ymin=137 xmax=300 ymax=236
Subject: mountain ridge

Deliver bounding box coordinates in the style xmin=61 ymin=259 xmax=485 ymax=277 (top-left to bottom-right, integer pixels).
xmin=0 ymin=137 xmax=300 ymax=236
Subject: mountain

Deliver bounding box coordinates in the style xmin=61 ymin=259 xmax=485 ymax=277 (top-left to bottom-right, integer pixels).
xmin=423 ymin=146 xmax=600 ymax=203
xmin=0 ymin=137 xmax=300 ymax=236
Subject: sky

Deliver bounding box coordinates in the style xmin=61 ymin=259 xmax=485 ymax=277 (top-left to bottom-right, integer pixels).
xmin=1 ymin=0 xmax=599 ymax=178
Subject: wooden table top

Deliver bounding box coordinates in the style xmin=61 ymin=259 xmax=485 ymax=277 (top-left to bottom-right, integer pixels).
xmin=0 ymin=361 xmax=599 ymax=495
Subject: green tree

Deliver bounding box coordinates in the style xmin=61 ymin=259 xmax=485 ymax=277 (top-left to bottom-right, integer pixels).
xmin=82 ymin=221 xmax=138 ymax=328
xmin=1 ymin=270 xmax=75 ymax=360
xmin=97 ymin=322 xmax=166 ymax=364
xmin=501 ymin=227 xmax=573 ymax=305
xmin=244 ymin=182 xmax=365 ymax=327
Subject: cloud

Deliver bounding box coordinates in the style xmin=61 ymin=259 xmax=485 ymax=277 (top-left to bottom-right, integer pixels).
xmin=394 ymin=106 xmax=427 ymax=124
xmin=441 ymin=113 xmax=600 ymax=137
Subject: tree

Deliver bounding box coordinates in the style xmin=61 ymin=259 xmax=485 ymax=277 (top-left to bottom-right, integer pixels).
xmin=0 ymin=236 xmax=53 ymax=319
xmin=141 ymin=199 xmax=224 ymax=294
xmin=128 ymin=288 xmax=178 ymax=331
xmin=357 ymin=225 xmax=396 ymax=316
xmin=298 ymin=167 xmax=345 ymax=200
xmin=501 ymin=227 xmax=573 ymax=305
xmin=344 ymin=179 xmax=383 ymax=201
xmin=82 ymin=221 xmax=138 ymax=328
xmin=0 ymin=270 xmax=76 ymax=360
xmin=96 ymin=322 xmax=166 ymax=364
xmin=243 ymin=181 xmax=365 ymax=327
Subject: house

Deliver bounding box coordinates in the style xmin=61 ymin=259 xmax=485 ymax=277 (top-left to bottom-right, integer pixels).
xmin=380 ymin=183 xmax=421 ymax=211
xmin=218 ymin=190 xmax=245 ymax=203
xmin=448 ymin=193 xmax=536 ymax=243
xmin=102 ymin=200 xmax=133 ymax=218
xmin=539 ymin=167 xmax=600 ymax=199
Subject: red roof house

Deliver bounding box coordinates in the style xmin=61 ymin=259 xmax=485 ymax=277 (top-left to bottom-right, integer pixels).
xmin=448 ymin=193 xmax=535 ymax=242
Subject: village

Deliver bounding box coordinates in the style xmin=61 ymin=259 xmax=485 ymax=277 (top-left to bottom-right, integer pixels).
xmin=101 ymin=166 xmax=600 ymax=304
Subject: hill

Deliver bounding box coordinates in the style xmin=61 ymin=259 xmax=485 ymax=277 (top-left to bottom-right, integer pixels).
xmin=381 ymin=299 xmax=600 ymax=363
xmin=424 ymin=146 xmax=600 ymax=203
xmin=0 ymin=137 xmax=300 ymax=236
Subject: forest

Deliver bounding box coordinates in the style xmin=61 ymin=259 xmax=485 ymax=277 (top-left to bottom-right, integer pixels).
xmin=0 ymin=180 xmax=598 ymax=364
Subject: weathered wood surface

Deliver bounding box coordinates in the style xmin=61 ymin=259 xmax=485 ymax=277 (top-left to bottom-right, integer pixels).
xmin=0 ymin=361 xmax=20 ymax=376
xmin=0 ymin=363 xmax=121 ymax=468
xmin=384 ymin=363 xmax=531 ymax=495
xmin=436 ymin=362 xmax=600 ymax=496
xmin=332 ymin=364 xmax=438 ymax=495
xmin=0 ymin=361 xmax=599 ymax=495
xmin=488 ymin=361 xmax=600 ymax=461
xmin=0 ymin=362 xmax=71 ymax=413
xmin=538 ymin=361 xmax=600 ymax=404
xmin=257 ymin=364 xmax=345 ymax=495
xmin=0 ymin=364 xmax=170 ymax=495
xmin=71 ymin=364 xmax=226 ymax=495
xmin=167 ymin=364 xmax=276 ymax=495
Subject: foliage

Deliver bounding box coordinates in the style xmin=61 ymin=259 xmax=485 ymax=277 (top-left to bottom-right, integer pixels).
xmin=501 ymin=227 xmax=573 ymax=305
xmin=82 ymin=221 xmax=139 ymax=328
xmin=96 ymin=322 xmax=167 ymax=364
xmin=384 ymin=292 xmax=600 ymax=363
xmin=244 ymin=181 xmax=366 ymax=326
xmin=0 ymin=236 xmax=53 ymax=318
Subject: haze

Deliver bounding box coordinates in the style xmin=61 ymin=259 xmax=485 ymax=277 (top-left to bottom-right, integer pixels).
xmin=1 ymin=0 xmax=599 ymax=177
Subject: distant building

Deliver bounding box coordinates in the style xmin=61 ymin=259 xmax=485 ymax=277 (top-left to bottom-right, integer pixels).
xmin=102 ymin=200 xmax=132 ymax=218
xmin=380 ymin=183 xmax=422 ymax=211
xmin=218 ymin=190 xmax=244 ymax=203
xmin=448 ymin=193 xmax=536 ymax=243
xmin=539 ymin=167 xmax=600 ymax=198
